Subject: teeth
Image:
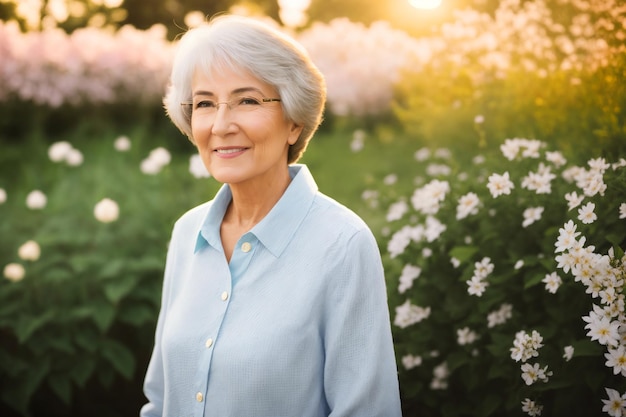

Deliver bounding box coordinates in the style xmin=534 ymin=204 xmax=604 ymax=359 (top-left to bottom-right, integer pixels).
xmin=216 ymin=148 xmax=245 ymax=154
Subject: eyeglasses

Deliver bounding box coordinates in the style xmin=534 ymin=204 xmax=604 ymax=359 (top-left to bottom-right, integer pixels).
xmin=181 ymin=95 xmax=281 ymax=118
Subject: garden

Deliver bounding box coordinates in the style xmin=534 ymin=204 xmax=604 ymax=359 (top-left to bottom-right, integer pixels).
xmin=1 ymin=0 xmax=625 ymax=416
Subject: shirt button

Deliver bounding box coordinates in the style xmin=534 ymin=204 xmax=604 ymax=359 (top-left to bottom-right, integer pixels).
xmin=241 ymin=242 xmax=252 ymax=252
xmin=196 ymin=392 xmax=203 ymax=402
xmin=221 ymin=291 xmax=229 ymax=301
xmin=205 ymin=338 xmax=213 ymax=348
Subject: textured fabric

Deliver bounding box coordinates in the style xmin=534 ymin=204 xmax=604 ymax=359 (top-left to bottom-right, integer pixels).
xmin=141 ymin=164 xmax=402 ymax=417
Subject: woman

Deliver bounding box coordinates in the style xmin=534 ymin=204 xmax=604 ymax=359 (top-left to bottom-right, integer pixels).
xmin=141 ymin=14 xmax=402 ymax=417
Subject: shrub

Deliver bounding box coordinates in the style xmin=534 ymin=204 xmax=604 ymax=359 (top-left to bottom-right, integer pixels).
xmin=375 ymin=138 xmax=626 ymax=416
xmin=0 ymin=129 xmax=216 ymax=416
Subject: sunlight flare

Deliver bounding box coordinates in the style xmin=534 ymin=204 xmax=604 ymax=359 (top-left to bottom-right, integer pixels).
xmin=408 ymin=0 xmax=442 ymax=10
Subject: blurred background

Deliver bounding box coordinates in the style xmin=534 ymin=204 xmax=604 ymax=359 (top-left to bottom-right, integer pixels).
xmin=1 ymin=1 xmax=625 ymax=416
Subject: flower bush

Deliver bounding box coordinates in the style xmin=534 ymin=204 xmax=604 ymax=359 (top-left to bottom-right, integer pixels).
xmin=376 ymin=138 xmax=626 ymax=416
xmin=0 ymin=131 xmax=218 ymax=416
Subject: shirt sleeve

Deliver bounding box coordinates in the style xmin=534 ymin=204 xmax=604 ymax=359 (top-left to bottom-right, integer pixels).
xmin=323 ymin=227 xmax=402 ymax=417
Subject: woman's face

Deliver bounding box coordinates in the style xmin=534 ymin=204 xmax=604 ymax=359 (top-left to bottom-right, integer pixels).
xmin=190 ymin=67 xmax=302 ymax=187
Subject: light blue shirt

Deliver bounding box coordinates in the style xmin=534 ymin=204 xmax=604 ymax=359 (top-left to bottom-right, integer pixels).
xmin=141 ymin=165 xmax=402 ymax=417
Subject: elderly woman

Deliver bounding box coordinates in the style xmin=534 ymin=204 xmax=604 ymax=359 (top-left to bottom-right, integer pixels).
xmin=140 ymin=14 xmax=402 ymax=417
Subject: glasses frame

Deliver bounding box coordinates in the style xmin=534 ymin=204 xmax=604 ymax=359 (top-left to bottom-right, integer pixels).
xmin=180 ymin=97 xmax=282 ymax=118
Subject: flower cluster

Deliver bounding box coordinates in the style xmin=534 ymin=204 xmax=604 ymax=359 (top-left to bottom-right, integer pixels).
xmin=0 ymin=20 xmax=173 ymax=107
xmin=382 ymin=135 xmax=626 ymax=416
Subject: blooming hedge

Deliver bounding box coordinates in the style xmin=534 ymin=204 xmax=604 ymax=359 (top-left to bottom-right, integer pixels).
xmin=372 ymin=138 xmax=626 ymax=416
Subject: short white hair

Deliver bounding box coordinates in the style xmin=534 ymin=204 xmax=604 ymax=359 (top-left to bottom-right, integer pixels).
xmin=164 ymin=14 xmax=326 ymax=163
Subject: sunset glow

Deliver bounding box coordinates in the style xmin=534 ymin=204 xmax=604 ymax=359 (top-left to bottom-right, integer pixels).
xmin=408 ymin=0 xmax=443 ymax=10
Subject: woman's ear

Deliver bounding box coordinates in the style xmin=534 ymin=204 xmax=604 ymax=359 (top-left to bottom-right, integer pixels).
xmin=288 ymin=123 xmax=304 ymax=145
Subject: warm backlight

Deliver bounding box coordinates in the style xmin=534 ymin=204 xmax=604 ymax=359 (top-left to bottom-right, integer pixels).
xmin=408 ymin=0 xmax=443 ymax=10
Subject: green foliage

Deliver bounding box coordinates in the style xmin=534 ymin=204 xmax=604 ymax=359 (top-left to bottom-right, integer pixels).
xmin=0 ymin=126 xmax=218 ymax=416
xmin=375 ymin=139 xmax=626 ymax=416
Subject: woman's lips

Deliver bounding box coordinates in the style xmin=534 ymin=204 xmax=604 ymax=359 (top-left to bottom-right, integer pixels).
xmin=214 ymin=147 xmax=247 ymax=158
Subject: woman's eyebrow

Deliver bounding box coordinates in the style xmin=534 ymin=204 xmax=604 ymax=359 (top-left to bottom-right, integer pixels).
xmin=192 ymin=86 xmax=265 ymax=98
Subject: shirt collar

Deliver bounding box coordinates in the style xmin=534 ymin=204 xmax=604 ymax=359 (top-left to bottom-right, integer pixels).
xmin=194 ymin=164 xmax=318 ymax=257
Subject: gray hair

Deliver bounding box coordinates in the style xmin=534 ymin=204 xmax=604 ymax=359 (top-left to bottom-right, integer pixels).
xmin=163 ymin=15 xmax=326 ymax=164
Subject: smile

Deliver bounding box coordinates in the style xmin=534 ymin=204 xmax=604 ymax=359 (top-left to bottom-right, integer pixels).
xmin=215 ymin=148 xmax=247 ymax=154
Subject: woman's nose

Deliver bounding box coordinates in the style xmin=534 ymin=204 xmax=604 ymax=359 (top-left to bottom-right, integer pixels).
xmin=210 ymin=105 xmax=236 ymax=136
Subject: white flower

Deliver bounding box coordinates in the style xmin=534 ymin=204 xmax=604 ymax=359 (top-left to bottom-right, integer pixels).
xmin=474 ymin=257 xmax=494 ymax=279
xmin=386 ymin=200 xmax=408 ymax=222
xmin=500 ymin=138 xmax=543 ymax=160
xmin=414 ymin=148 xmax=431 ymax=161
xmin=350 ymin=129 xmax=365 ymax=152
xmin=48 ymin=141 xmax=73 ymax=162
xmin=577 ymin=202 xmax=597 ymax=224
xmin=394 ymin=300 xmax=431 ymax=328
xmin=48 ymin=141 xmax=82 ymax=166
xmin=189 ymin=154 xmax=210 ymax=178
xmin=456 ymin=192 xmax=480 ymax=220
xmin=398 ymin=264 xmax=421 ymax=294
xmin=563 ymin=345 xmax=574 ymax=361
xmin=487 ymin=303 xmax=513 ymax=328
xmin=457 ymin=327 xmax=479 ymax=345
xmin=94 ymin=198 xmax=119 ymax=223
xmin=65 ymin=148 xmax=84 ymax=166
xmin=18 ymin=240 xmax=41 ymax=261
xmin=542 ymin=272 xmax=562 ymax=294
xmin=383 ymin=174 xmax=398 ymax=185
xmin=521 ymin=398 xmax=543 ymax=416
xmin=450 ymin=257 xmax=461 ymax=268
xmin=487 ymin=171 xmax=514 ymax=198
xmin=520 ymin=363 xmax=551 ymax=385
xmin=522 ymin=206 xmax=544 ymax=228
xmin=583 ymin=313 xmax=620 ymax=347
xmin=521 ymin=166 xmax=555 ymax=194
xmin=402 ymin=354 xmax=422 ymax=370
xmin=26 ymin=190 xmax=47 ymax=209
xmin=424 ymin=216 xmax=446 ymax=242
xmin=3 ymin=263 xmax=25 ymax=282
xmin=545 ymin=150 xmax=566 ymax=167
xmin=602 ymin=388 xmax=626 ymax=417
xmin=619 ymin=203 xmax=626 ymax=219
xmin=514 ymin=260 xmax=524 ymax=270
xmin=467 ymin=276 xmax=488 ymax=297
xmin=564 ymin=191 xmax=584 ymax=211
xmin=510 ymin=330 xmax=544 ymax=362
xmin=474 ymin=114 xmax=484 ymax=124
xmin=114 ymin=135 xmax=131 ymax=151
xmin=554 ymin=220 xmax=581 ymax=253
xmin=140 ymin=158 xmax=163 ymax=175
xmin=411 ymin=180 xmax=450 ymax=214
xmin=426 ymin=163 xmax=451 ymax=176
xmin=605 ymin=346 xmax=626 ymax=376
xmin=141 ymin=147 xmax=171 ymax=175
xmin=0 ymin=188 xmax=6 ymax=204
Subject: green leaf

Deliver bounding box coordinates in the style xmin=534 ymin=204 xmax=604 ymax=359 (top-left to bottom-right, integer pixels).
xmin=69 ymin=356 xmax=97 ymax=386
xmin=571 ymin=339 xmax=603 ymax=357
xmin=48 ymin=373 xmax=73 ymax=405
xmin=118 ymin=303 xmax=156 ymax=326
xmin=16 ymin=311 xmax=56 ymax=343
xmin=91 ymin=302 xmax=116 ymax=333
xmin=523 ymin=272 xmax=545 ymax=289
xmin=0 ymin=357 xmax=51 ymax=416
xmin=99 ymin=259 xmax=125 ymax=279
xmin=449 ymin=245 xmax=478 ymax=263
xmin=100 ymin=339 xmax=135 ymax=380
xmin=479 ymin=392 xmax=502 ymax=416
xmin=103 ymin=276 xmax=138 ymax=304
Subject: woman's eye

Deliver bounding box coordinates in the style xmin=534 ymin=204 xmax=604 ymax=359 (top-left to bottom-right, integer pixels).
xmin=196 ymin=100 xmax=216 ymax=109
xmin=239 ymin=97 xmax=261 ymax=106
